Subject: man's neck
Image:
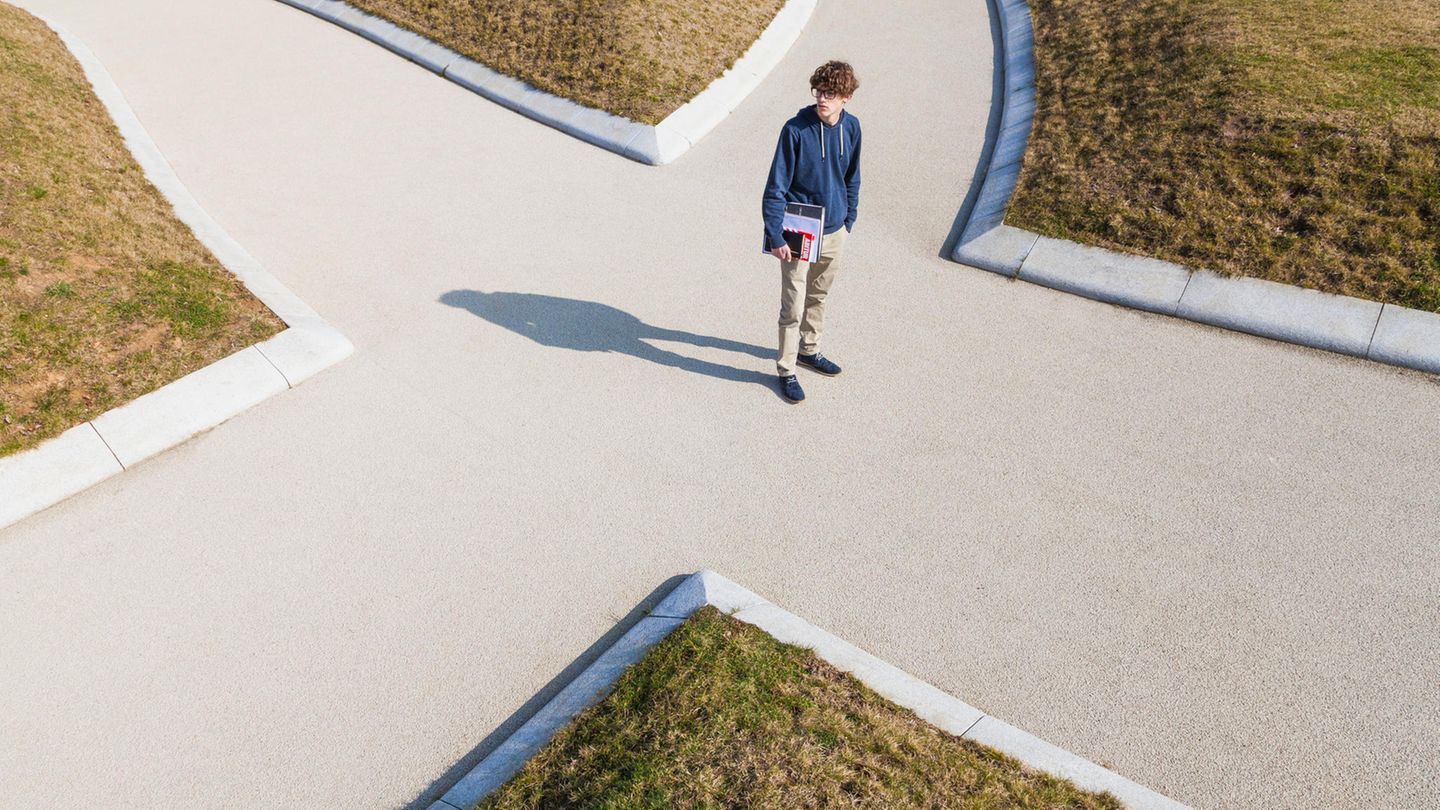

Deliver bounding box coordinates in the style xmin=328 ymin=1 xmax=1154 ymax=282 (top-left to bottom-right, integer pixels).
xmin=816 ymin=106 xmax=843 ymax=126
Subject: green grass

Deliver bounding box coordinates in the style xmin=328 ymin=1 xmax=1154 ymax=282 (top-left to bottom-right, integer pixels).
xmin=1010 ymin=0 xmax=1440 ymax=311
xmin=342 ymin=0 xmax=786 ymax=125
xmin=0 ymin=2 xmax=283 ymax=457
xmin=481 ymin=607 xmax=1122 ymax=809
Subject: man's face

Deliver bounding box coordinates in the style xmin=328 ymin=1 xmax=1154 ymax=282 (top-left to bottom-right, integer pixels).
xmin=813 ymin=88 xmax=850 ymax=119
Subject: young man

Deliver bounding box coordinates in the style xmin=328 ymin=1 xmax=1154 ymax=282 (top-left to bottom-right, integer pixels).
xmin=762 ymin=60 xmax=862 ymax=403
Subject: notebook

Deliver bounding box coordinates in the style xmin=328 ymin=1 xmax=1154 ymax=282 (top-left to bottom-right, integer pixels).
xmin=764 ymin=202 xmax=825 ymax=261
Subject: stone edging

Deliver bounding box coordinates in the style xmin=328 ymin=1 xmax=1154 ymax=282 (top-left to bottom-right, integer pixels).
xmin=274 ymin=0 xmax=817 ymax=165
xmin=429 ymin=571 xmax=1189 ymax=810
xmin=951 ymin=0 xmax=1440 ymax=375
xmin=0 ymin=16 xmax=353 ymax=531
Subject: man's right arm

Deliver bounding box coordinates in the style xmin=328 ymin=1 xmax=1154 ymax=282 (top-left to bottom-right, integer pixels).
xmin=761 ymin=126 xmax=795 ymax=252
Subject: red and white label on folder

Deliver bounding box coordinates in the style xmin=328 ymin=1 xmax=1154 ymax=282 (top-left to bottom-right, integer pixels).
xmin=784 ymin=226 xmax=818 ymax=262
xmin=765 ymin=203 xmax=825 ymax=261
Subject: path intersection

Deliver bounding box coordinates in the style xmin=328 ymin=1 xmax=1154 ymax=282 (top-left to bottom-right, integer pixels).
xmin=2 ymin=0 xmax=1438 ymax=807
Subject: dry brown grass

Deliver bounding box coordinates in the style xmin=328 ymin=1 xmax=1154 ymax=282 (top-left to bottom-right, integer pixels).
xmin=0 ymin=2 xmax=283 ymax=457
xmin=1010 ymin=0 xmax=1440 ymax=311
xmin=344 ymin=0 xmax=786 ymax=125
xmin=481 ymin=607 xmax=1122 ymax=809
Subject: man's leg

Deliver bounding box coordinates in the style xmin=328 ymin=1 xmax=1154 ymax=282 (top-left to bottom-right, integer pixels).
xmin=776 ymin=255 xmax=807 ymax=377
xmin=799 ymin=227 xmax=848 ymax=356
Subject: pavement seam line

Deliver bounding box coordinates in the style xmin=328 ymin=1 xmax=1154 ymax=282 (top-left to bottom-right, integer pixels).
xmin=88 ymin=422 xmax=126 ymax=471
xmin=1012 ymin=232 xmax=1038 ymax=280
xmin=959 ymin=714 xmax=986 ymax=737
xmin=1174 ymin=269 xmax=1194 ymax=316
xmin=255 ymin=343 xmax=296 ymax=389
xmin=1364 ymin=303 xmax=1386 ymax=356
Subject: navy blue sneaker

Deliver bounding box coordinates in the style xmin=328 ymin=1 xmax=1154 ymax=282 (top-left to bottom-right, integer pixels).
xmin=797 ymin=352 xmax=842 ymax=376
xmin=779 ymin=374 xmax=805 ymax=403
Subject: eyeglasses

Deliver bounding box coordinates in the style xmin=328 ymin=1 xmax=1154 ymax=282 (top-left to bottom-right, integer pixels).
xmin=811 ymin=89 xmax=842 ymax=101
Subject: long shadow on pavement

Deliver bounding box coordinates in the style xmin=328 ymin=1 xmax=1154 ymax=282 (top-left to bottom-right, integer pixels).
xmin=399 ymin=574 xmax=690 ymax=810
xmin=439 ymin=291 xmax=779 ymax=393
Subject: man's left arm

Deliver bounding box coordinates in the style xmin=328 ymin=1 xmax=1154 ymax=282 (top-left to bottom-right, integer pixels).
xmin=844 ymin=125 xmax=862 ymax=231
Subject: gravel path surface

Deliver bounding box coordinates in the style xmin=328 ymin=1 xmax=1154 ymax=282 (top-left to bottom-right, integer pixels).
xmin=2 ymin=1 xmax=1437 ymax=808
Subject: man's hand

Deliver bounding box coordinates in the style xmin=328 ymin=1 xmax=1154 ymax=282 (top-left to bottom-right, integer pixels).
xmin=770 ymin=244 xmax=794 ymax=262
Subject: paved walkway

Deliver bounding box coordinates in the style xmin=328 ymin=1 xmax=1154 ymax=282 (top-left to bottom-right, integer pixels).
xmin=3 ymin=1 xmax=1438 ymax=807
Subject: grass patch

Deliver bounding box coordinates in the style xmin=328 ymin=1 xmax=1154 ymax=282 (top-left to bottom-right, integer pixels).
xmin=1010 ymin=0 xmax=1440 ymax=311
xmin=482 ymin=607 xmax=1121 ymax=809
xmin=343 ymin=0 xmax=786 ymax=125
xmin=0 ymin=2 xmax=283 ymax=457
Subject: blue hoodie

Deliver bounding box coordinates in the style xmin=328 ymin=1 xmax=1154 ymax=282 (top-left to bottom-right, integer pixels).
xmin=762 ymin=105 xmax=862 ymax=251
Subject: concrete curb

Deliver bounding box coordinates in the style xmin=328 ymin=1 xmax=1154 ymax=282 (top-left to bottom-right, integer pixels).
xmin=951 ymin=0 xmax=1035 ymax=260
xmin=949 ymin=0 xmax=1440 ymax=376
xmin=0 ymin=16 xmax=353 ymax=531
xmin=432 ymin=571 xmax=1189 ymax=810
xmin=274 ymin=0 xmax=816 ymax=165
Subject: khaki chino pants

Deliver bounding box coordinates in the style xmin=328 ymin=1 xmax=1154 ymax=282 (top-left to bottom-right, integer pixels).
xmin=777 ymin=226 xmax=848 ymax=376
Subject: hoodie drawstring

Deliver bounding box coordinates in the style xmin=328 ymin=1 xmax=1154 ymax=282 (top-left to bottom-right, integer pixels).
xmin=818 ymin=112 xmax=845 ymax=160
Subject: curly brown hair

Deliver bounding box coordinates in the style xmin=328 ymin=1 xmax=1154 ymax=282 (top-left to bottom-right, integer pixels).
xmin=809 ymin=60 xmax=859 ymax=98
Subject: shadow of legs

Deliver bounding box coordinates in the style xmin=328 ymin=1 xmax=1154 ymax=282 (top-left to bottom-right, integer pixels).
xmin=439 ymin=290 xmax=777 ymax=391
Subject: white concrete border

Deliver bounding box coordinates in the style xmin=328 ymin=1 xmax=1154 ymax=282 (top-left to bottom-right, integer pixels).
xmin=431 ymin=571 xmax=1189 ymax=810
xmin=950 ymin=0 xmax=1036 ymax=264
xmin=949 ymin=0 xmax=1440 ymax=376
xmin=273 ymin=0 xmax=817 ymax=165
xmin=0 ymin=15 xmax=353 ymax=531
